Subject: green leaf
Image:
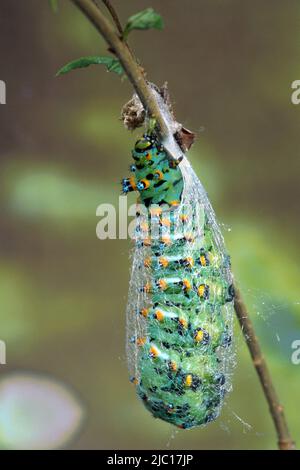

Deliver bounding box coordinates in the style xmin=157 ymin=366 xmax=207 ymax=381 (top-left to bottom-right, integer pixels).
xmin=49 ymin=0 xmax=58 ymax=13
xmin=56 ymin=56 xmax=124 ymax=77
xmin=123 ymin=8 xmax=164 ymax=38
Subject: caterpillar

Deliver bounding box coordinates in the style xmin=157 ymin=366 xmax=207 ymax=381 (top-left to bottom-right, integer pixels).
xmin=123 ymin=129 xmax=235 ymax=430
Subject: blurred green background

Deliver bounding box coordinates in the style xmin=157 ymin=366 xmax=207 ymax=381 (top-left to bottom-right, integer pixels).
xmin=0 ymin=0 xmax=299 ymax=450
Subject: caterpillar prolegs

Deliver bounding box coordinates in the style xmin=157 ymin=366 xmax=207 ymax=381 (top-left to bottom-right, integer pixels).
xmin=123 ymin=133 xmax=235 ymax=429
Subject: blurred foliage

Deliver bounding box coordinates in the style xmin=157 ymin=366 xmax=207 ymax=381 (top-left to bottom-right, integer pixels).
xmin=0 ymin=0 xmax=299 ymax=450
xmin=49 ymin=0 xmax=58 ymax=14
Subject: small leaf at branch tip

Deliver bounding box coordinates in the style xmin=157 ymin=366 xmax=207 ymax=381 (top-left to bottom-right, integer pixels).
xmin=123 ymin=8 xmax=164 ymax=39
xmin=56 ymin=56 xmax=124 ymax=77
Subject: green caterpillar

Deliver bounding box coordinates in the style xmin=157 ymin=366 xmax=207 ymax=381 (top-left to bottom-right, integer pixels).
xmin=123 ymin=133 xmax=234 ymax=429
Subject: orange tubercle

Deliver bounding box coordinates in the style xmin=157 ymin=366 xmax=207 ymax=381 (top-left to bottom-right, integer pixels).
xmin=161 ymin=235 xmax=171 ymax=246
xmin=137 ymin=337 xmax=146 ymax=347
xmin=179 ymin=318 xmax=188 ymax=329
xmin=155 ymin=310 xmax=164 ymax=322
xmin=182 ymin=279 xmax=191 ymax=291
xmin=169 ymin=200 xmax=180 ymax=207
xmin=154 ymin=170 xmax=164 ymax=180
xmin=140 ymin=178 xmax=150 ymax=189
xmin=185 ymin=374 xmax=193 ymax=387
xmin=195 ymin=329 xmax=204 ymax=342
xmin=197 ymin=284 xmax=205 ymax=297
xmin=140 ymin=221 xmax=149 ymax=232
xmin=129 ymin=176 xmax=137 ymax=190
xmin=149 ymin=345 xmax=159 ymax=358
xmin=143 ymin=282 xmax=152 ymax=293
xmin=161 ymin=218 xmax=171 ymax=227
xmin=140 ymin=308 xmax=149 ymax=318
xmin=200 ymin=255 xmax=207 ymax=266
xmin=143 ymin=237 xmax=152 ymax=247
xmin=158 ymin=279 xmax=168 ymax=291
xmin=159 ymin=257 xmax=169 ymax=268
xmin=150 ymin=207 xmax=162 ymax=217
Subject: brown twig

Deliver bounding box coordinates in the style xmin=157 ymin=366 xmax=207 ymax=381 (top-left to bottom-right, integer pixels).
xmin=101 ymin=0 xmax=124 ymax=36
xmin=234 ymin=287 xmax=295 ymax=450
xmin=69 ymin=0 xmax=295 ymax=450
xmin=92 ymin=0 xmax=124 ymax=36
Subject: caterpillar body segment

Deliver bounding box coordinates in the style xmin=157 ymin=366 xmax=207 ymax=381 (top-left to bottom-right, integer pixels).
xmin=125 ymin=133 xmax=234 ymax=429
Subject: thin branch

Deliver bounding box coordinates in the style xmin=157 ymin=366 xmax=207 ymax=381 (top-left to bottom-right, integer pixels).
xmin=101 ymin=0 xmax=124 ymax=36
xmin=100 ymin=0 xmax=139 ymax=72
xmin=71 ymin=0 xmax=169 ymax=137
xmin=234 ymin=287 xmax=295 ymax=450
xmin=70 ymin=0 xmax=296 ymax=450
xmin=92 ymin=0 xmax=124 ymax=36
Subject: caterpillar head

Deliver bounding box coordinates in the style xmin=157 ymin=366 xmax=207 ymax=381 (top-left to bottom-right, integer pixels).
xmin=132 ymin=134 xmax=163 ymax=169
xmin=123 ymin=133 xmax=184 ymax=206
